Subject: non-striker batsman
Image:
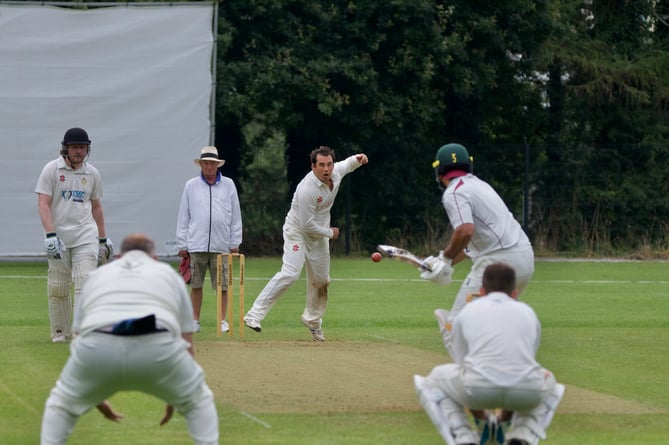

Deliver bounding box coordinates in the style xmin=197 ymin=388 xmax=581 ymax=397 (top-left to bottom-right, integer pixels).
xmin=35 ymin=127 xmax=113 ymax=343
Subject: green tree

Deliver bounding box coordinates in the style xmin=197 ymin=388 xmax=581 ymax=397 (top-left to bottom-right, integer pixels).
xmin=217 ymin=0 xmax=558 ymax=253
xmin=527 ymin=0 xmax=669 ymax=251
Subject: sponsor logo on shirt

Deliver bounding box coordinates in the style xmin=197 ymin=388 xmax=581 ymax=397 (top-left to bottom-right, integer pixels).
xmin=61 ymin=190 xmax=86 ymax=203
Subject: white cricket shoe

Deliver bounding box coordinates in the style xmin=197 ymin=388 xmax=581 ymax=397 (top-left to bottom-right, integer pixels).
xmin=220 ymin=320 xmax=229 ymax=333
xmin=52 ymin=332 xmax=66 ymax=343
xmin=302 ymin=317 xmax=325 ymax=342
xmin=193 ymin=320 xmax=201 ymax=333
xmin=243 ymin=316 xmax=262 ymax=332
xmin=308 ymin=328 xmax=325 ymax=342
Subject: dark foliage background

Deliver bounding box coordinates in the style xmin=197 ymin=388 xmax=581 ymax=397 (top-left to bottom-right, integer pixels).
xmin=61 ymin=0 xmax=669 ymax=257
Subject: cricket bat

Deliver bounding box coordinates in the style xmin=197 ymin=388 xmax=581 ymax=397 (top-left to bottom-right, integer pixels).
xmin=376 ymin=244 xmax=432 ymax=272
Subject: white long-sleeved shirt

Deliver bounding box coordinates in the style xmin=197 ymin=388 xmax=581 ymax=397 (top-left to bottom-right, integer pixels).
xmin=284 ymin=155 xmax=362 ymax=239
xmin=175 ymin=172 xmax=242 ymax=253
xmin=450 ymin=291 xmax=542 ymax=387
xmin=442 ymin=174 xmax=531 ymax=259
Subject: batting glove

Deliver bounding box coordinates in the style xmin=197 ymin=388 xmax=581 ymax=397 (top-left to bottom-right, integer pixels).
xmin=419 ymin=253 xmax=453 ymax=285
xmin=44 ymin=233 xmax=65 ymax=259
xmin=99 ymin=237 xmax=114 ymax=262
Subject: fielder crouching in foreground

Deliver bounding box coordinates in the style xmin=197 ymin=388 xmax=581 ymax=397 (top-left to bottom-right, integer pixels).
xmin=414 ymin=263 xmax=564 ymax=445
xmin=40 ymin=233 xmax=218 ymax=445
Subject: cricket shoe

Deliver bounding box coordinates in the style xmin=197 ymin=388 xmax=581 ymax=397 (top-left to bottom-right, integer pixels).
xmin=52 ymin=332 xmax=67 ymax=343
xmin=308 ymin=328 xmax=325 ymax=342
xmin=220 ymin=320 xmax=229 ymax=333
xmin=301 ymin=316 xmax=325 ymax=342
xmin=243 ymin=316 xmax=262 ymax=332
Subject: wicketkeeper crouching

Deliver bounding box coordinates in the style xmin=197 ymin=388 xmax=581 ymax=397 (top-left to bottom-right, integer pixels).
xmin=414 ymin=263 xmax=564 ymax=445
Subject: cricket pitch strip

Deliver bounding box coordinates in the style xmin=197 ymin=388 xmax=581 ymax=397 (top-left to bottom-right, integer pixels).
xmin=196 ymin=341 xmax=664 ymax=416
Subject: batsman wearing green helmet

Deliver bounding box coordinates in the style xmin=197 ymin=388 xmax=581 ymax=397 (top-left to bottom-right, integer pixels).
xmin=417 ymin=143 xmax=536 ymax=445
xmin=420 ymin=143 xmax=535 ymax=352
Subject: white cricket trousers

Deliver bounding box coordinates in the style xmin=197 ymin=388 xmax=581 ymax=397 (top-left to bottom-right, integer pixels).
xmin=246 ymin=227 xmax=330 ymax=326
xmin=450 ymin=244 xmax=535 ymax=319
xmin=40 ymin=332 xmax=219 ymax=445
xmin=427 ymin=363 xmax=561 ymax=445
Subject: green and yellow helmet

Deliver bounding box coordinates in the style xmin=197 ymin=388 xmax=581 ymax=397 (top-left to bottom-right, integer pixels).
xmin=432 ymin=143 xmax=472 ymax=181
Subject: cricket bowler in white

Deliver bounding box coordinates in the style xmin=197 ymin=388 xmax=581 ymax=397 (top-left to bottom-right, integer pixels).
xmin=414 ymin=263 xmax=564 ymax=445
xmin=40 ymin=234 xmax=218 ymax=445
xmin=244 ymin=146 xmax=368 ymax=341
xmin=35 ymin=127 xmax=113 ymax=343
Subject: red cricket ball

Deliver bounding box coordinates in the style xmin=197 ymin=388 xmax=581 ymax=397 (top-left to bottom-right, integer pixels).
xmin=371 ymin=252 xmax=382 ymax=263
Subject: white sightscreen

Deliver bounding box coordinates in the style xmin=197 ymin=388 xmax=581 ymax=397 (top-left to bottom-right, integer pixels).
xmin=0 ymin=3 xmax=214 ymax=256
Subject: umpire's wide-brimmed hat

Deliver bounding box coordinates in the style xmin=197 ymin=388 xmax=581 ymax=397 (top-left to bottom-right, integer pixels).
xmin=194 ymin=146 xmax=225 ymax=167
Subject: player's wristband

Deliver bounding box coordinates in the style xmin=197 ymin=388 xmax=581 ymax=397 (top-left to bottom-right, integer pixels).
xmin=46 ymin=232 xmax=57 ymax=238
xmin=99 ymin=237 xmax=107 ymax=244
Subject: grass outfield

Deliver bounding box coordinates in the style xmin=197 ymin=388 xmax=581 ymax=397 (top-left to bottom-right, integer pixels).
xmin=1 ymin=257 xmax=667 ymax=444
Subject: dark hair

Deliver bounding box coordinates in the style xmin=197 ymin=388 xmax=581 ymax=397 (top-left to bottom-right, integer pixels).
xmin=120 ymin=233 xmax=155 ymax=255
xmin=481 ymin=263 xmax=516 ymax=295
xmin=310 ymin=146 xmax=335 ymax=164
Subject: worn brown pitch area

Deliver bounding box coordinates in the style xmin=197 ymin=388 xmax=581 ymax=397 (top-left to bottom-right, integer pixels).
xmin=195 ymin=341 xmax=664 ymax=415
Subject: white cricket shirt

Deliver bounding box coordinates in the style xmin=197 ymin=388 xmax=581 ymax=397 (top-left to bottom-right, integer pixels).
xmin=35 ymin=157 xmax=102 ymax=248
xmin=451 ymin=292 xmax=542 ymax=386
xmin=72 ymin=250 xmax=194 ymax=336
xmin=284 ymin=155 xmax=362 ymax=239
xmin=442 ymin=174 xmax=530 ymax=259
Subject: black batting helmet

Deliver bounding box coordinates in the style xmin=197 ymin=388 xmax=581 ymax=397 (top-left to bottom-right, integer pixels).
xmin=61 ymin=127 xmax=91 ymax=146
